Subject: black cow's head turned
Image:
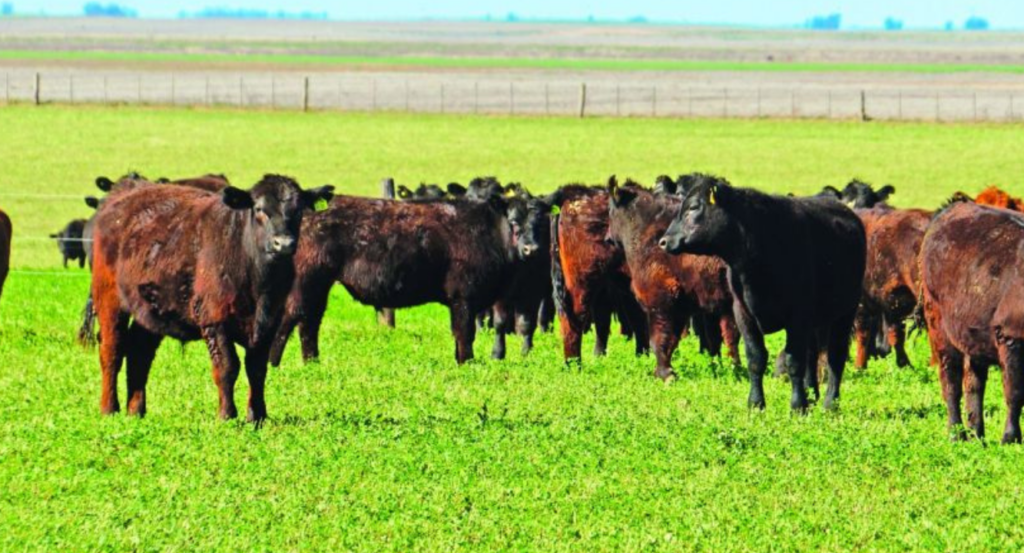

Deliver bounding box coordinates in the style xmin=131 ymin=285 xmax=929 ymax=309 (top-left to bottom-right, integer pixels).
xmin=226 ymin=174 xmax=333 ymax=261
xmin=659 ymin=174 xmax=734 ymax=256
xmin=606 ymin=175 xmax=641 ymax=247
xmin=841 ymin=179 xmax=895 ymax=208
xmin=506 ymin=187 xmax=551 ymax=260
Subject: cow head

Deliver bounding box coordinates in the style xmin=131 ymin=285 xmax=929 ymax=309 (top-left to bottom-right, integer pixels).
xmin=466 ymin=176 xmax=503 ymax=201
xmin=224 ymin=174 xmax=334 ymax=262
xmin=841 ymin=179 xmax=895 ymax=208
xmin=606 ymin=175 xmax=641 ymax=248
xmin=659 ymin=174 xmax=735 ymax=256
xmin=506 ymin=190 xmax=552 ymax=260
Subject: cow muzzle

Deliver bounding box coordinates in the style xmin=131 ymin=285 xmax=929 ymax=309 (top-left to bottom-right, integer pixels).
xmin=519 ymin=244 xmax=538 ymax=258
xmin=270 ymin=236 xmax=296 ymax=255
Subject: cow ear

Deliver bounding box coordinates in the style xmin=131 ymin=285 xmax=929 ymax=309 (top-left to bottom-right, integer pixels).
xmin=84 ymin=196 xmax=100 ymax=209
xmin=820 ymin=185 xmax=841 ymax=199
xmin=397 ymin=185 xmax=412 ymax=199
xmin=302 ymin=185 xmax=335 ymax=211
xmin=155 ymin=177 xmax=171 ymax=184
xmin=878 ymin=185 xmax=895 ymax=201
xmin=221 ymin=186 xmax=254 ymax=210
xmin=95 ymin=176 xmax=114 ymax=192
xmin=49 ymin=233 xmax=58 ymax=238
xmin=542 ymin=191 xmax=563 ymax=214
xmin=609 ymin=179 xmax=636 ymax=208
xmin=447 ymin=183 xmax=467 ymax=197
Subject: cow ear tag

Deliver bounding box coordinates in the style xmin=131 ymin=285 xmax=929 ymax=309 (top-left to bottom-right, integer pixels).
xmin=315 ymin=198 xmax=329 ymax=212
xmin=551 ymin=204 xmax=561 ymax=215
xmin=709 ymin=186 xmax=717 ymax=205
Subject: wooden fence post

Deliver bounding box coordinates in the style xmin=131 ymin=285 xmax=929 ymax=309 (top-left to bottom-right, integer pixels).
xmin=578 ymin=83 xmax=587 ymax=118
xmin=860 ymin=90 xmax=868 ymax=121
xmin=33 ymin=72 xmax=40 ymax=105
xmin=303 ymin=76 xmax=310 ymax=112
xmin=377 ymin=177 xmax=397 ymax=328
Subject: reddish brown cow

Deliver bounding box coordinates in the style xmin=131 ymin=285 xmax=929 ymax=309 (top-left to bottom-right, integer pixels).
xmin=607 ymin=180 xmax=739 ymax=380
xmin=922 ymin=200 xmax=1024 ymax=443
xmin=269 ymin=193 xmax=520 ymax=366
xmin=974 ymin=186 xmax=1024 ymax=212
xmin=91 ymin=175 xmax=331 ymax=421
xmin=0 ymin=208 xmax=10 ymax=304
xmin=853 ymin=205 xmax=932 ymax=369
xmin=550 ymin=184 xmax=648 ymax=363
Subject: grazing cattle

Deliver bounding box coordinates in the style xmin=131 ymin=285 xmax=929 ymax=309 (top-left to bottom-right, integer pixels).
xmin=549 ymin=184 xmax=649 ymax=363
xmin=0 ymin=208 xmax=10 ymax=304
xmin=90 ymin=175 xmax=331 ymax=421
xmin=660 ymin=175 xmax=865 ymax=411
xmin=921 ymin=201 xmax=1024 ymax=443
xmin=269 ymin=192 xmax=520 ymax=366
xmin=607 ymin=178 xmax=739 ymax=380
xmin=853 ymin=204 xmax=931 ymax=369
xmin=973 ymin=186 xmax=1024 ymax=213
xmin=51 ymin=219 xmax=88 ymax=268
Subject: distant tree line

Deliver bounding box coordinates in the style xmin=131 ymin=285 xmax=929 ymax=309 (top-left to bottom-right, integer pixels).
xmin=177 ymin=7 xmax=327 ymax=19
xmin=804 ymin=13 xmax=840 ymax=30
xmin=1 ymin=2 xmax=12 ymax=16
xmin=83 ymin=2 xmax=137 ymax=17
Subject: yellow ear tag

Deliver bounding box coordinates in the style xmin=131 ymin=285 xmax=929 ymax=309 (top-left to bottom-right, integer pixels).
xmin=709 ymin=188 xmax=717 ymax=205
xmin=551 ymin=204 xmax=561 ymax=215
xmin=315 ymin=198 xmax=329 ymax=212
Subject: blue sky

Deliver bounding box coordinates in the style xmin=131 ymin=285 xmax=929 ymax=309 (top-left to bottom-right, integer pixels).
xmin=9 ymin=1 xmax=1022 ymax=28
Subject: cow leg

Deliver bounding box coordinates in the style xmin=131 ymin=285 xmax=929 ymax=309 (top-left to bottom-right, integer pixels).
xmin=538 ymin=296 xmax=555 ymax=333
xmin=720 ymin=314 xmax=742 ymax=366
xmin=268 ymin=313 xmax=297 ymax=368
xmin=853 ymin=308 xmax=872 ymax=370
xmin=998 ymin=340 xmax=1024 ymax=444
xmin=963 ymin=356 xmax=989 ymax=440
xmin=804 ymin=331 xmax=821 ymax=404
xmin=125 ymin=324 xmax=162 ymax=417
xmin=94 ymin=270 xmax=127 ymax=415
xmin=376 ymin=308 xmax=396 ymax=328
xmin=824 ymin=316 xmax=854 ymax=411
xmin=297 ymin=281 xmax=332 ymax=363
xmin=244 ymin=343 xmax=271 ymax=424
xmin=62 ymin=255 xmax=69 ymax=269
xmin=593 ymin=303 xmax=611 ymax=357
xmin=649 ymin=311 xmax=680 ymax=381
xmin=516 ymin=309 xmax=538 ymax=357
xmin=491 ymin=304 xmax=510 ymax=360
xmin=202 ymin=327 xmax=241 ymax=420
xmin=888 ymin=319 xmax=910 ymax=368
xmin=734 ymin=302 xmax=768 ymax=409
xmin=781 ymin=328 xmax=810 ymax=413
xmin=558 ymin=310 xmax=584 ymax=364
xmin=450 ymin=302 xmax=476 ymax=364
xmin=78 ymin=256 xmax=86 ymax=269
xmin=77 ymin=293 xmax=97 ymax=348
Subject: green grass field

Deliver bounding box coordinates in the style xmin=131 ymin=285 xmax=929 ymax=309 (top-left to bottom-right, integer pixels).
xmin=4 ymin=48 xmax=1024 ymax=74
xmin=2 ymin=105 xmax=1024 ymax=551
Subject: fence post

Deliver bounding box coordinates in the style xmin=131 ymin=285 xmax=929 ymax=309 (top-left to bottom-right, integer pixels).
xmin=377 ymin=177 xmax=397 ymax=328
xmin=545 ymin=83 xmax=549 ymax=115
xmin=651 ymin=86 xmax=657 ymax=117
xmin=935 ymin=93 xmax=939 ymax=122
xmin=509 ymin=82 xmax=514 ymax=115
xmin=723 ymin=88 xmax=727 ymax=117
xmin=404 ymin=80 xmax=409 ymax=112
xmin=337 ymin=80 xmax=343 ymax=110
xmin=578 ymin=83 xmax=586 ymax=118
xmin=440 ymin=83 xmax=445 ymax=113
xmin=898 ymin=91 xmax=902 ymax=119
xmin=615 ymin=84 xmax=620 ymax=116
xmin=69 ymin=75 xmax=73 ymax=104
xmin=33 ymin=72 xmax=40 ymax=105
xmin=303 ymin=76 xmax=310 ymax=112
xmin=828 ymin=90 xmax=832 ymax=118
xmin=170 ymin=73 xmax=175 ymax=105
xmin=688 ymin=87 xmax=693 ymax=117
xmin=239 ymin=77 xmax=244 ymax=107
xmin=860 ymin=90 xmax=867 ymax=121
xmin=271 ymin=75 xmax=276 ymax=109
xmin=205 ymin=76 xmax=210 ymax=106
xmin=474 ymin=81 xmax=479 ymax=114
xmin=757 ymin=88 xmax=761 ymax=118
xmin=4 ymin=73 xmax=8 ymax=104
xmin=973 ymin=92 xmax=977 ymax=122
xmin=790 ymin=91 xmax=795 ymax=118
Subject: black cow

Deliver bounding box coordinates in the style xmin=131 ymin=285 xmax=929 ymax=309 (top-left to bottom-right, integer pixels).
xmin=660 ymin=175 xmax=866 ymax=411
xmin=51 ymin=219 xmax=88 ymax=268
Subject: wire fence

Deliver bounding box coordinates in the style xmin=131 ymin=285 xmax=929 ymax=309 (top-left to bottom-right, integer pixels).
xmin=3 ymin=71 xmax=1024 ymax=122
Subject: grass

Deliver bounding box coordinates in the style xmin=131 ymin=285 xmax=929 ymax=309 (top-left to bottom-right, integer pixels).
xmin=4 ymin=48 xmax=1024 ymax=74
xmin=2 ymin=105 xmax=1024 ymax=550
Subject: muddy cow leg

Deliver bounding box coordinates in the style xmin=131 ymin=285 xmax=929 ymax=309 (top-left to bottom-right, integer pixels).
xmin=491 ymin=304 xmax=510 ymax=360
xmin=592 ymin=303 xmax=611 ymax=357
xmin=888 ymin=319 xmax=911 ymax=368
xmin=649 ymin=311 xmax=681 ymax=381
xmin=824 ymin=314 xmax=854 ymax=411
xmin=450 ymin=302 xmax=477 ymax=364
xmin=125 ymin=323 xmax=163 ymax=417
xmin=516 ymin=308 xmax=538 ymax=357
xmin=998 ymin=340 xmax=1024 ymax=444
xmin=202 ymin=326 xmax=241 ymax=420
xmin=734 ymin=301 xmax=768 ymax=409
xmin=963 ymin=356 xmax=989 ymax=441
xmin=244 ymin=343 xmax=272 ymax=423
xmin=720 ymin=314 xmax=741 ymax=366
xmin=781 ymin=327 xmax=810 ymax=413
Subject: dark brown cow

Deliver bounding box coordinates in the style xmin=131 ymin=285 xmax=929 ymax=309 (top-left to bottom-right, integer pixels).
xmin=269 ymin=193 xmax=519 ymax=366
xmin=922 ymin=201 xmax=1024 ymax=443
xmin=607 ymin=179 xmax=739 ymax=380
xmin=853 ymin=205 xmax=931 ymax=369
xmin=90 ymin=175 xmax=331 ymax=421
xmin=0 ymin=208 xmax=10 ymax=304
xmin=660 ymin=175 xmax=866 ymax=411
xmin=549 ymin=184 xmax=649 ymax=363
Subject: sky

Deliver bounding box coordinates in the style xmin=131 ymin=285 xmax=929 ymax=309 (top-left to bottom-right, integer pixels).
xmin=8 ymin=0 xmax=1023 ymax=29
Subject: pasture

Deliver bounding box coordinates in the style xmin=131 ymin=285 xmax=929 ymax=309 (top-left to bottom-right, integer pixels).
xmin=2 ymin=105 xmax=1024 ymax=550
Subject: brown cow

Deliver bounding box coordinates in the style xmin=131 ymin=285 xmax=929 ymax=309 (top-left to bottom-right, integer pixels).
xmin=549 ymin=184 xmax=649 ymax=364
xmin=921 ymin=200 xmax=1024 ymax=443
xmin=269 ymin=192 xmax=521 ymax=366
xmin=974 ymin=186 xmax=1024 ymax=213
xmin=853 ymin=205 xmax=931 ymax=369
xmin=0 ymin=208 xmax=10 ymax=304
xmin=607 ymin=179 xmax=739 ymax=380
xmin=90 ymin=175 xmax=332 ymax=421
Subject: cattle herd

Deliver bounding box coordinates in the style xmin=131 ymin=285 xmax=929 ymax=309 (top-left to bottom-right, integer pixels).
xmin=1 ymin=172 xmax=1022 ymax=442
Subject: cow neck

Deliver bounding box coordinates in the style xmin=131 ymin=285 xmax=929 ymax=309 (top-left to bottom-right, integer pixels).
xmin=237 ymin=209 xmax=294 ymax=345
xmin=709 ymin=190 xmax=762 ymax=271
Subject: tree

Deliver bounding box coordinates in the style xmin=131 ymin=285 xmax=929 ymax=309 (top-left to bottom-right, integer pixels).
xmin=964 ymin=17 xmax=989 ymax=31
xmin=83 ymin=2 xmax=137 ymax=17
xmin=805 ymin=13 xmax=841 ymax=30
xmin=1 ymin=3 xmax=12 ymax=16
xmin=884 ymin=17 xmax=903 ymax=31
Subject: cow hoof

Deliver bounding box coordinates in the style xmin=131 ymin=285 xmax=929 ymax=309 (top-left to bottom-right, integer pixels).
xmin=654 ymin=368 xmax=677 ymax=382
xmin=1001 ymin=431 xmax=1022 ymax=445
xmin=100 ymin=402 xmax=120 ymax=416
xmin=747 ymin=397 xmax=766 ymax=410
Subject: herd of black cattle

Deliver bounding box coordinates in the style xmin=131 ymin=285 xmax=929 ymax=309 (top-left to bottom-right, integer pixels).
xmin=3 ymin=172 xmax=1023 ymax=443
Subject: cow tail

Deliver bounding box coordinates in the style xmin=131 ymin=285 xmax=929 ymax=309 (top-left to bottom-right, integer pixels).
xmin=550 ymin=212 xmax=569 ymax=318
xmin=909 ymin=284 xmax=928 ymax=338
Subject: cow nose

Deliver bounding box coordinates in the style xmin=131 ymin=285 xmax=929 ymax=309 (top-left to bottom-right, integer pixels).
xmin=521 ymin=244 xmax=536 ymax=256
xmin=658 ymin=237 xmax=669 ymax=250
xmin=271 ymin=236 xmax=296 ymax=254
